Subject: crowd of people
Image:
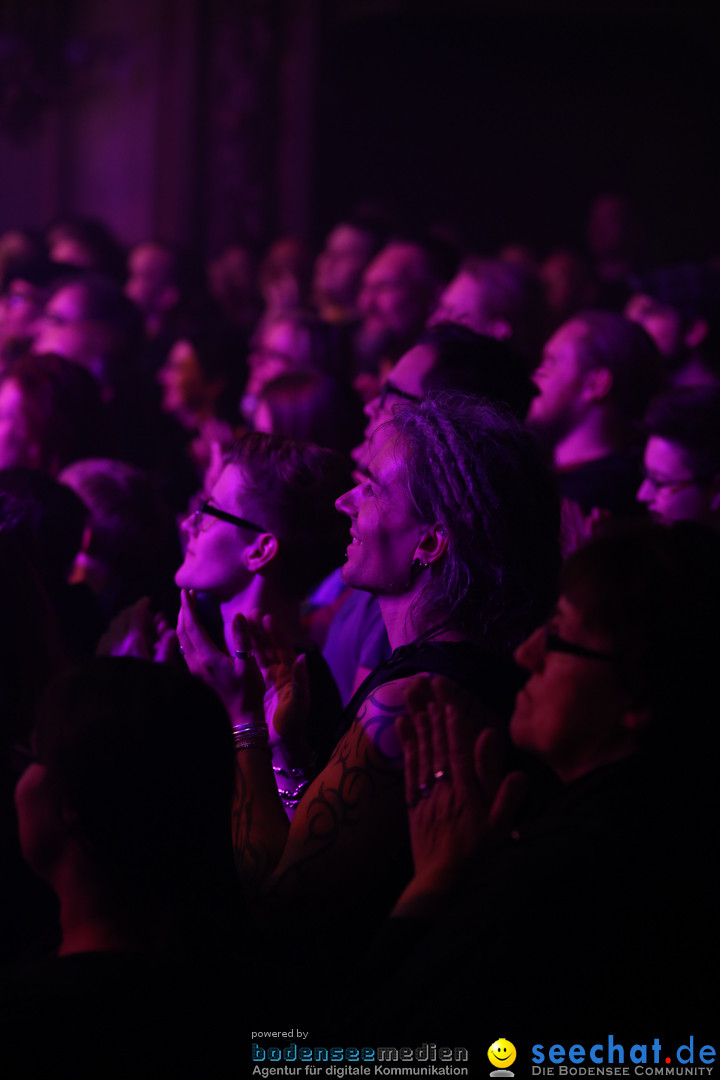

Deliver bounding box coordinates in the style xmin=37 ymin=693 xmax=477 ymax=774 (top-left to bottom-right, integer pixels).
xmin=0 ymin=196 xmax=718 ymax=1073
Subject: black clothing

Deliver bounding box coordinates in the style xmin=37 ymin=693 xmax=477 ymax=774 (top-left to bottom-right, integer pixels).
xmin=557 ymin=450 xmax=644 ymax=517
xmin=336 ymin=757 xmax=717 ymax=1048
xmin=341 ymin=638 xmax=525 ymax=736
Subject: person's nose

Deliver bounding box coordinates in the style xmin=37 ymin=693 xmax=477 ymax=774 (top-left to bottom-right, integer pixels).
xmin=636 ymin=478 xmax=654 ymax=504
xmin=364 ymin=394 xmax=381 ymax=420
xmin=514 ymin=625 xmax=546 ymax=673
xmin=335 ymin=485 xmax=359 ymax=517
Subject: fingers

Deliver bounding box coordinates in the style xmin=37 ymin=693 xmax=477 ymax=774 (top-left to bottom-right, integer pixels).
xmin=404 ymin=675 xmax=434 ymax=717
xmin=397 ymin=712 xmax=419 ymax=807
xmin=474 ymin=727 xmax=504 ymax=805
xmin=230 ymin=612 xmax=254 ymax=659
xmin=155 ymin=628 xmax=180 ymax=665
xmin=177 ymin=589 xmax=220 ymax=669
xmin=290 ymin=653 xmax=310 ymax=716
xmin=445 ymin=697 xmax=481 ymax=791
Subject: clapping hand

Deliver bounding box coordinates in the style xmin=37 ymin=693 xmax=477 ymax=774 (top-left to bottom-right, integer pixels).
xmin=395 ymin=677 xmax=526 ymax=912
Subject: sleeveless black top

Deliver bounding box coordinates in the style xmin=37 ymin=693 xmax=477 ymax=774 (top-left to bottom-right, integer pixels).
xmin=338 ymin=639 xmax=525 ymax=740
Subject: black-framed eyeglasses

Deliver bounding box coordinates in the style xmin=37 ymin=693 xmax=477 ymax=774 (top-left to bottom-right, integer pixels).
xmin=192 ymin=499 xmax=267 ymax=534
xmin=378 ymin=380 xmax=423 ymax=410
xmin=544 ymin=628 xmax=618 ymax=662
xmin=641 ymin=472 xmax=710 ymax=494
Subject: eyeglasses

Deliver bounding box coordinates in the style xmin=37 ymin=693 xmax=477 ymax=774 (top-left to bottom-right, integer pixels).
xmin=544 ymin=627 xmax=618 ymax=662
xmin=192 ymin=499 xmax=267 ymax=534
xmin=378 ymin=380 xmax=423 ymax=410
xmin=641 ymin=472 xmax=709 ymax=494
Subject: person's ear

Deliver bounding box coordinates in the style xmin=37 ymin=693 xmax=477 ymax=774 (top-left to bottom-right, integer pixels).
xmin=488 ymin=319 xmax=513 ymax=342
xmin=413 ymin=523 xmax=448 ymax=568
xmin=581 ymin=366 xmax=613 ymax=404
xmin=243 ymin=532 xmax=280 ymax=573
xmin=684 ymin=317 xmax=709 ymax=351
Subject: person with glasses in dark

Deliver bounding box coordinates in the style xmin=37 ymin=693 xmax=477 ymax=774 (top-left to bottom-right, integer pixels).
xmin=175 ymin=431 xmax=352 ymax=802
xmin=637 ymin=385 xmax=720 ymax=529
xmin=342 ymin=522 xmax=720 ymax=1045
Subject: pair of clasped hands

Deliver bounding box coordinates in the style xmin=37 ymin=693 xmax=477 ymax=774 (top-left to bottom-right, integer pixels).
xmin=99 ymin=594 xmax=527 ymax=906
xmin=97 ymin=590 xmax=308 ymax=752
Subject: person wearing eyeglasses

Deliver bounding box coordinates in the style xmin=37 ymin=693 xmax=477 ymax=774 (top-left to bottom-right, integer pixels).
xmin=174 ymin=431 xmax=352 ymax=800
xmin=637 ymin=385 xmax=720 ymax=529
xmin=342 ymin=523 xmax=720 ymax=1044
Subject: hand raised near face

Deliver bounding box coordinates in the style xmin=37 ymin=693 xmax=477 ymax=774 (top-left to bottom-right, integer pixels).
xmin=394 ymin=676 xmax=527 ymax=915
xmin=176 ymin=588 xmax=267 ymax=727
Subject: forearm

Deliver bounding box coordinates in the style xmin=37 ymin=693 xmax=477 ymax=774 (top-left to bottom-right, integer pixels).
xmin=232 ymin=740 xmax=290 ymax=890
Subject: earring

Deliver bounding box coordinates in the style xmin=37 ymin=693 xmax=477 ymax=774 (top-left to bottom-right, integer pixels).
xmin=410 ymin=557 xmax=430 ymax=580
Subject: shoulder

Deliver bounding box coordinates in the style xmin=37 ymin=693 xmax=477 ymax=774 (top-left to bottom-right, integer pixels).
xmin=350 ymin=673 xmax=433 ymax=766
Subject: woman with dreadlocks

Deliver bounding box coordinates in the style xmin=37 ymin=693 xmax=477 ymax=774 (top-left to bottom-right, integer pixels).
xmin=179 ymin=393 xmax=560 ymax=957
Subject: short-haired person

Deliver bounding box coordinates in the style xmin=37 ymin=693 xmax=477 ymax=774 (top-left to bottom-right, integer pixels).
xmin=59 ymin=458 xmax=182 ymax=621
xmin=312 ymin=214 xmax=387 ymax=326
xmin=178 ymin=394 xmax=560 ymax=952
xmin=175 ymin=432 xmax=352 ymax=788
xmin=625 ymin=263 xmax=720 ymax=387
xmin=637 ymin=386 xmax=720 ymax=528
xmin=527 ymin=310 xmax=663 ymax=519
xmin=428 ymin=256 xmax=545 ymax=368
xmin=353 ymin=321 xmax=537 ymax=478
xmin=5 ymin=658 xmax=256 ymax=1074
xmin=354 ymin=238 xmax=450 ymax=380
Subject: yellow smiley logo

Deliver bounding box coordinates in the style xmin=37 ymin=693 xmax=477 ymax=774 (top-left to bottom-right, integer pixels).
xmin=488 ymin=1039 xmax=517 ymax=1069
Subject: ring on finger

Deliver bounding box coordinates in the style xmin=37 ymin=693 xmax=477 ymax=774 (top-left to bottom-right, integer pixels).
xmin=433 ymin=769 xmax=449 ymax=782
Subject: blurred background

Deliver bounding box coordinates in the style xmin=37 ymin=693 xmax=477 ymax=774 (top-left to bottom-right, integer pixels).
xmin=0 ymin=0 xmax=717 ymax=262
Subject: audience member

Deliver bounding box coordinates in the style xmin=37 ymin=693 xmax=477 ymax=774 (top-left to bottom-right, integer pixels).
xmin=45 ymin=217 xmax=126 ymax=282
xmin=175 ymin=432 xmax=351 ymax=785
xmin=32 ymin=273 xmax=145 ymax=402
xmin=429 ymin=256 xmax=545 ymax=367
xmin=354 ymin=237 xmax=450 ymax=381
xmin=254 ymin=370 xmax=365 ymax=458
xmin=207 ymin=243 xmax=262 ymax=335
xmin=242 ymin=311 xmax=355 ymax=424
xmin=540 ymin=248 xmax=598 ymax=331
xmin=527 ymin=310 xmax=663 ymax=517
xmin=2 ymin=658 xmax=255 ymax=1076
xmin=345 ymin=523 xmax=719 ymax=1042
xmin=0 ymin=468 xmax=103 ymax=660
xmin=637 ymin=386 xmax=720 ymax=528
xmin=59 ymin=458 xmax=182 ymax=621
xmin=319 ymin=323 xmax=538 ymax=706
xmin=312 ymin=213 xmax=387 ymax=325
xmin=126 ymin=241 xmax=211 ymax=345
xmin=625 ymin=262 xmax=720 ymax=386
xmin=0 ymin=258 xmax=67 ymax=369
xmin=0 ymin=353 xmax=107 ymax=475
xmin=585 ymin=192 xmax=645 ymax=308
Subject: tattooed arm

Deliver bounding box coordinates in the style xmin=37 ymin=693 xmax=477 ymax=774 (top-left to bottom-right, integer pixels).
xmin=257 ymin=676 xmax=427 ymax=921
